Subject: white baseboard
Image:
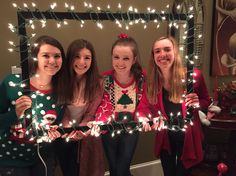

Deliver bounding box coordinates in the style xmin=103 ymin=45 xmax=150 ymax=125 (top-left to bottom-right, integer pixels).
xmin=105 ymin=160 xmax=164 ymax=176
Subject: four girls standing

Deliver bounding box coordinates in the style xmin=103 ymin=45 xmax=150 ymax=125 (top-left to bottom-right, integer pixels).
xmin=1 ymin=34 xmax=211 ymax=176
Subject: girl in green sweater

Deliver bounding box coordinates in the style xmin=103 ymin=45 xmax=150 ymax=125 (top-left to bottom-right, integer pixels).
xmin=0 ymin=35 xmax=66 ymax=176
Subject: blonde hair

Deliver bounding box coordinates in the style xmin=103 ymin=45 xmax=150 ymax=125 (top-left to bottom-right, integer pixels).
xmin=147 ymin=36 xmax=186 ymax=104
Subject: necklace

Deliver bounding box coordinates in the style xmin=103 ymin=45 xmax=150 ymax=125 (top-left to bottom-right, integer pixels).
xmin=39 ymin=83 xmax=51 ymax=88
xmin=31 ymin=76 xmax=51 ymax=89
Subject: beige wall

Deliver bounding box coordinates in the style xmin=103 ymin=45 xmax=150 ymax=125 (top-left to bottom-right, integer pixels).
xmin=0 ymin=0 xmax=171 ymax=79
xmin=1 ymin=1 xmax=234 ymax=89
xmin=0 ymin=0 xmax=235 ymax=165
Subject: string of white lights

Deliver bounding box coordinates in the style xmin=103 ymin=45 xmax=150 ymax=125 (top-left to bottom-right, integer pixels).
xmin=7 ymin=2 xmax=199 ymax=142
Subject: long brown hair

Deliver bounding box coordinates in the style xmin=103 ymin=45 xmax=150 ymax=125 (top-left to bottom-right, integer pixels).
xmin=147 ymin=36 xmax=185 ymax=104
xmin=57 ymin=39 xmax=102 ymax=104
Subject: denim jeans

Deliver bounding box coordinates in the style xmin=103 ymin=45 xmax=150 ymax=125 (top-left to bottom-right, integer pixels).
xmin=102 ymin=131 xmax=139 ymax=176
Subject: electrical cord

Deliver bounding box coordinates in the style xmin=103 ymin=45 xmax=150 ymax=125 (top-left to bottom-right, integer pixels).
xmin=37 ymin=143 xmax=47 ymax=176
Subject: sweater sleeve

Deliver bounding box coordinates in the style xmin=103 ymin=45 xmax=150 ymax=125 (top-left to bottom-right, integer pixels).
xmin=81 ymin=88 xmax=103 ymax=124
xmin=0 ymin=77 xmax=18 ymax=130
xmin=135 ymin=86 xmax=157 ymax=120
xmin=95 ymin=73 xmax=114 ymax=122
xmin=194 ymin=69 xmax=212 ymax=110
xmin=95 ymin=91 xmax=113 ymax=122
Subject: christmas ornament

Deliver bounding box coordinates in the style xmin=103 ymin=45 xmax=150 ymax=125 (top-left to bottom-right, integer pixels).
xmin=217 ymin=162 xmax=228 ymax=176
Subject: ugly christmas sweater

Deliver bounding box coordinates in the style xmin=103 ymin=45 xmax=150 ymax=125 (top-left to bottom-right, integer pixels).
xmin=0 ymin=74 xmax=64 ymax=167
xmin=95 ymin=70 xmax=145 ymax=123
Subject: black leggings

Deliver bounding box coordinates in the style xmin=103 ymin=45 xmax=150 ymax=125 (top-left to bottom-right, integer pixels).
xmin=0 ymin=148 xmax=56 ymax=176
xmin=54 ymin=139 xmax=79 ymax=176
xmin=102 ymin=132 xmax=139 ymax=176
xmin=160 ymin=131 xmax=191 ymax=176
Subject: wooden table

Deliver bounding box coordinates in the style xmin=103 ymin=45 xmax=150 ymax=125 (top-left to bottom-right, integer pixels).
xmin=202 ymin=113 xmax=236 ymax=176
xmin=210 ymin=113 xmax=236 ymax=130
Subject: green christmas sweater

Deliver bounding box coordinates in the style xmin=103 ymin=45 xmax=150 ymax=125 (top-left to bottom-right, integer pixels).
xmin=0 ymin=74 xmax=64 ymax=167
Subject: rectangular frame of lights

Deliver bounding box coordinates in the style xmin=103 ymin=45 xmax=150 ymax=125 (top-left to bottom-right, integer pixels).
xmin=16 ymin=10 xmax=194 ymax=124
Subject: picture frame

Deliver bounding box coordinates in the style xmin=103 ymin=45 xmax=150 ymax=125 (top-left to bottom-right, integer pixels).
xmin=210 ymin=0 xmax=236 ymax=76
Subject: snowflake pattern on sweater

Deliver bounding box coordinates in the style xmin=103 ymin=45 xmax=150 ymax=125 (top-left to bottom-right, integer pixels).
xmin=0 ymin=74 xmax=63 ymax=166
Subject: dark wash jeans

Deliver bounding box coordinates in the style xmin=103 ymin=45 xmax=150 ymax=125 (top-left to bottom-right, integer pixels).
xmin=102 ymin=131 xmax=139 ymax=176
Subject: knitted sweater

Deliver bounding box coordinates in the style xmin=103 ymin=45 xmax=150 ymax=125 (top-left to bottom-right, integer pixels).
xmin=0 ymin=74 xmax=64 ymax=167
xmin=95 ymin=70 xmax=145 ymax=122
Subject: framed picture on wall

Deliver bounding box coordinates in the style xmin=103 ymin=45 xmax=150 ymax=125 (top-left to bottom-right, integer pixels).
xmin=210 ymin=0 xmax=236 ymax=76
